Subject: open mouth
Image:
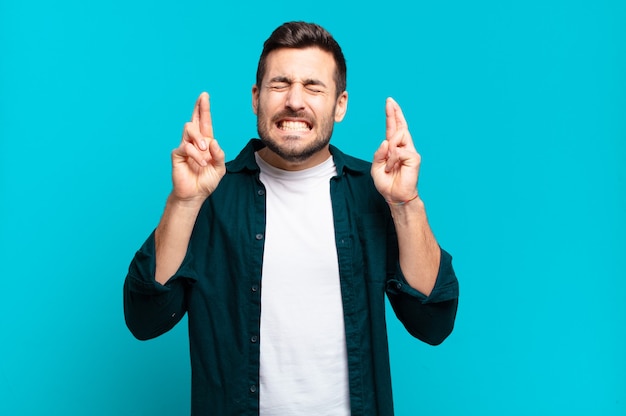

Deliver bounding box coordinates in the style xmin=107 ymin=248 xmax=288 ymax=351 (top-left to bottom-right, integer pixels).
xmin=276 ymin=120 xmax=312 ymax=132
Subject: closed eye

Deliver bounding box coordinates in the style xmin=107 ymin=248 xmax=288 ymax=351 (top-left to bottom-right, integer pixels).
xmin=305 ymin=85 xmax=324 ymax=93
xmin=269 ymin=82 xmax=289 ymax=91
xmin=303 ymin=79 xmax=327 ymax=94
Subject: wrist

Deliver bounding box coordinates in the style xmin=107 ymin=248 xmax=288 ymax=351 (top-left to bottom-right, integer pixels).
xmin=386 ymin=193 xmax=419 ymax=207
xmin=387 ymin=194 xmax=426 ymax=220
xmin=167 ymin=193 xmax=206 ymax=211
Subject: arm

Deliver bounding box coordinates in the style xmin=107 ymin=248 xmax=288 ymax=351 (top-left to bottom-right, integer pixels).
xmin=385 ymin=247 xmax=458 ymax=345
xmin=155 ymin=92 xmax=226 ymax=284
xmin=124 ymin=93 xmax=225 ymax=339
xmin=371 ymin=97 xmax=439 ymax=295
xmin=387 ymin=197 xmax=439 ymax=296
xmin=372 ymin=98 xmax=458 ymax=344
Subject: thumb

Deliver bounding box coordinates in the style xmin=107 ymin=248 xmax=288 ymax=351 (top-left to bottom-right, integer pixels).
xmin=372 ymin=140 xmax=389 ymax=165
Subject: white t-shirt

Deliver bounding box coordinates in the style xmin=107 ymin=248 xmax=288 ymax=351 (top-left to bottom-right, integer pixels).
xmin=256 ymin=153 xmax=350 ymax=415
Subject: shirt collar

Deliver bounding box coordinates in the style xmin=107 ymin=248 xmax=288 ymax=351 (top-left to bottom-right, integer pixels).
xmin=227 ymin=139 xmax=370 ymax=176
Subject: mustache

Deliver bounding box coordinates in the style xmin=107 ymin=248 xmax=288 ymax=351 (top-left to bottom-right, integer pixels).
xmin=270 ymin=110 xmax=314 ymax=125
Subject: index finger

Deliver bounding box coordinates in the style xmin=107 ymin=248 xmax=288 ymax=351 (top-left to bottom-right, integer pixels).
xmin=191 ymin=92 xmax=214 ymax=138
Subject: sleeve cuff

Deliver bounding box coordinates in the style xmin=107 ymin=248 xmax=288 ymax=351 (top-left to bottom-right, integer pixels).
xmin=125 ymin=231 xmax=198 ymax=295
xmin=386 ymin=247 xmax=459 ymax=304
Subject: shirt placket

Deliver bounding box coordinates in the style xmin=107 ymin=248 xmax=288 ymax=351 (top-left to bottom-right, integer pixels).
xmin=247 ymin=177 xmax=266 ymax=414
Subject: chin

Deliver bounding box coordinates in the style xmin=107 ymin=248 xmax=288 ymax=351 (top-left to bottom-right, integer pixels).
xmin=260 ymin=135 xmax=330 ymax=163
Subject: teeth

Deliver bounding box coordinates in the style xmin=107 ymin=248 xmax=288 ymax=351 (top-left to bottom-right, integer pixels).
xmin=279 ymin=121 xmax=310 ymax=131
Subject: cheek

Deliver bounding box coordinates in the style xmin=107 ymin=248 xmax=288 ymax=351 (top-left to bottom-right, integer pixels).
xmin=258 ymin=96 xmax=282 ymax=115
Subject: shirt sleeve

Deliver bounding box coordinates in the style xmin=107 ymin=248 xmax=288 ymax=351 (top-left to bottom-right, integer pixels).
xmin=385 ymin=247 xmax=459 ymax=345
xmin=123 ymin=231 xmax=198 ymax=340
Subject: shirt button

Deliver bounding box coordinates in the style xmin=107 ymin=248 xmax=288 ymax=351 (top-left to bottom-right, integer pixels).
xmin=250 ymin=385 xmax=257 ymax=393
xmin=257 ymin=189 xmax=265 ymax=196
xmin=251 ymin=285 xmax=259 ymax=292
xmin=255 ymin=233 xmax=264 ymax=240
xmin=251 ymin=335 xmax=258 ymax=343
xmin=396 ymin=282 xmax=403 ymax=290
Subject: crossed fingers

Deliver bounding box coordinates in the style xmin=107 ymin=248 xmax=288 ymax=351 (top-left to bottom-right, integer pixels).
xmin=179 ymin=92 xmax=215 ymax=167
xmin=384 ymin=97 xmax=417 ymax=173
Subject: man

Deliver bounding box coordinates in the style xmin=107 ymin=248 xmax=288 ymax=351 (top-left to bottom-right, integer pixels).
xmin=124 ymin=21 xmax=459 ymax=415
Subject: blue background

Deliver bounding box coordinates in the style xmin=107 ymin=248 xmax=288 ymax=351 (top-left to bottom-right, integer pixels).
xmin=1 ymin=0 xmax=624 ymax=414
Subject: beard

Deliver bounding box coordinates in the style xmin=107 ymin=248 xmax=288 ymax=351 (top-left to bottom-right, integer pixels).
xmin=256 ymin=106 xmax=336 ymax=164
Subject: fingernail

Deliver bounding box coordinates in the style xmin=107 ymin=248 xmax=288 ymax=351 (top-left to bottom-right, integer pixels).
xmin=200 ymin=140 xmax=207 ymax=150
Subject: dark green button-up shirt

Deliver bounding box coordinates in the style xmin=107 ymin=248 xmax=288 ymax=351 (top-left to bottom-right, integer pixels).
xmin=124 ymin=139 xmax=459 ymax=415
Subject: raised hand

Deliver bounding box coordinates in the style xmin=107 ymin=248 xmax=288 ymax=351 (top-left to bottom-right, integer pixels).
xmin=371 ymin=97 xmax=420 ymax=205
xmin=171 ymin=92 xmax=226 ymax=201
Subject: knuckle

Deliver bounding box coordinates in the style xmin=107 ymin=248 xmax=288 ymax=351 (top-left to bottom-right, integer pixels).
xmin=183 ymin=122 xmax=196 ymax=136
xmin=184 ymin=141 xmax=196 ymax=152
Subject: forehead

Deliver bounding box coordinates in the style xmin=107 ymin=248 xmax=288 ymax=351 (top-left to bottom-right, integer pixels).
xmin=263 ymin=47 xmax=337 ymax=83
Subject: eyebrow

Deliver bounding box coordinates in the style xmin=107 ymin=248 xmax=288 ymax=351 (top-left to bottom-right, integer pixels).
xmin=268 ymin=76 xmax=327 ymax=88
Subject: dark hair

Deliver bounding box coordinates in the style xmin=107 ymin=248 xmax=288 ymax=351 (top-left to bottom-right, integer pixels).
xmin=256 ymin=21 xmax=347 ymax=97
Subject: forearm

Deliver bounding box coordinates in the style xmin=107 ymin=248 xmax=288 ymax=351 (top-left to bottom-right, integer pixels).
xmin=389 ymin=197 xmax=440 ymax=296
xmin=124 ymin=231 xmax=191 ymax=340
xmin=155 ymin=194 xmax=205 ymax=285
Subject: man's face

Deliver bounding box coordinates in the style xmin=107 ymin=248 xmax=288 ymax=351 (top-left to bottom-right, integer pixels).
xmin=253 ymin=47 xmax=348 ymax=170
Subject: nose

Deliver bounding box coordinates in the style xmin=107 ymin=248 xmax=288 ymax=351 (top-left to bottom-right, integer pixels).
xmin=285 ymin=83 xmax=305 ymax=111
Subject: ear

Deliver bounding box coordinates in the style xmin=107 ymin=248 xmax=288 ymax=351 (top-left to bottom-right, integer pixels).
xmin=252 ymin=85 xmax=259 ymax=115
xmin=334 ymin=91 xmax=348 ymax=122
